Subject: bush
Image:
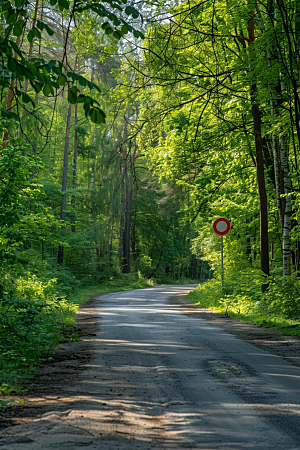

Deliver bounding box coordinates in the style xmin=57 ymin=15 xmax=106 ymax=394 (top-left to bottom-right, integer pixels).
xmin=188 ymin=270 xmax=300 ymax=333
xmin=265 ymin=275 xmax=300 ymax=319
xmin=0 ymin=274 xmax=76 ymax=382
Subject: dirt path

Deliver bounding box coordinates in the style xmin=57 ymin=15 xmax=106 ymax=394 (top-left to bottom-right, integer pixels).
xmin=168 ymin=294 xmax=300 ymax=368
xmin=0 ymin=286 xmax=300 ymax=449
xmin=2 ymin=291 xmax=300 ymax=428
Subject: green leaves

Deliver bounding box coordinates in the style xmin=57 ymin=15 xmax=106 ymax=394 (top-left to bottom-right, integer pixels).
xmin=27 ymin=26 xmax=42 ymax=43
xmin=125 ymin=5 xmax=139 ymax=19
xmin=22 ymin=92 xmax=35 ymax=107
xmin=36 ymin=20 xmax=54 ymax=36
xmin=13 ymin=23 xmax=23 ymax=36
xmin=2 ymin=2 xmax=11 ymax=12
xmin=15 ymin=0 xmax=26 ymax=7
xmin=14 ymin=88 xmax=35 ymax=107
xmin=121 ymin=24 xmax=128 ymax=35
xmin=57 ymin=0 xmax=69 ymax=10
xmin=74 ymin=0 xmax=143 ymax=40
xmin=5 ymin=9 xmax=17 ymax=24
xmin=67 ymin=88 xmax=106 ymax=123
xmin=47 ymin=0 xmax=69 ymax=9
xmin=1 ymin=45 xmax=105 ymax=124
xmin=90 ymin=107 xmax=106 ymax=124
xmin=102 ymin=22 xmax=113 ymax=35
xmin=7 ymin=55 xmax=17 ymax=73
xmin=42 ymin=83 xmax=54 ymax=96
xmin=68 ymin=85 xmax=78 ymax=104
xmin=81 ymin=95 xmax=106 ymax=123
xmin=0 ymin=0 xmax=140 ymax=125
xmin=57 ymin=74 xmax=67 ymax=86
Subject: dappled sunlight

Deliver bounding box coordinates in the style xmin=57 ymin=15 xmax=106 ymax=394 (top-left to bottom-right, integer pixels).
xmin=2 ymin=286 xmax=300 ymax=449
xmin=98 ymin=338 xmax=191 ymax=347
xmin=263 ymin=373 xmax=300 ymax=381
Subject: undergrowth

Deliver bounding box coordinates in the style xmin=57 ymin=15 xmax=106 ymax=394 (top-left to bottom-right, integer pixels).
xmin=0 ymin=266 xmax=198 ymax=398
xmin=188 ymin=270 xmax=300 ymax=336
xmin=0 ymin=270 xmax=156 ymax=391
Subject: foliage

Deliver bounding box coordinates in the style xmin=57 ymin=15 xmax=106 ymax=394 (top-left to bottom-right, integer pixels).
xmin=0 ymin=273 xmax=76 ymax=383
xmin=265 ymin=276 xmax=300 ymax=320
xmin=0 ymin=0 xmax=145 ymax=124
xmin=189 ymin=271 xmax=300 ymax=336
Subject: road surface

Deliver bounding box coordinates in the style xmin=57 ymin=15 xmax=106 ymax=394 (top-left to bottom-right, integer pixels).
xmin=1 ymin=284 xmax=300 ymax=449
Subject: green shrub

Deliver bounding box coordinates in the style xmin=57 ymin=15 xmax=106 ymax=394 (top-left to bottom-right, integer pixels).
xmin=0 ymin=274 xmax=76 ymax=382
xmin=188 ymin=270 xmax=300 ymax=334
xmin=265 ymin=275 xmax=300 ymax=319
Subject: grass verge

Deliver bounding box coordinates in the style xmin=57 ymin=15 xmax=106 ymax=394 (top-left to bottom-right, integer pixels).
xmin=188 ymin=278 xmax=300 ymax=337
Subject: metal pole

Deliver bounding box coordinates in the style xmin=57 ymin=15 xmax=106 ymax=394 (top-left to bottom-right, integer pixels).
xmin=221 ymin=235 xmax=224 ymax=288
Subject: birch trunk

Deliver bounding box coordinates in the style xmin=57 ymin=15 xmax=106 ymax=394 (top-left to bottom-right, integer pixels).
xmin=118 ymin=126 xmax=127 ymax=270
xmin=266 ymin=0 xmax=293 ymax=276
xmin=280 ymin=139 xmax=292 ymax=277
xmin=270 ymin=108 xmax=284 ymax=228
xmin=91 ymin=125 xmax=97 ymax=191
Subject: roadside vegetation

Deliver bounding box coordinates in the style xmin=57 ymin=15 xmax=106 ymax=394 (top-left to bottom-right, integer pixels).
xmin=189 ymin=272 xmax=300 ymax=337
xmin=0 ymin=272 xmax=157 ymax=388
xmin=0 ymin=268 xmax=201 ymax=390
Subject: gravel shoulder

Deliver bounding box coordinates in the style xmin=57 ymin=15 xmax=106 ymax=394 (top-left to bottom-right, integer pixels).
xmin=1 ymin=291 xmax=300 ymax=430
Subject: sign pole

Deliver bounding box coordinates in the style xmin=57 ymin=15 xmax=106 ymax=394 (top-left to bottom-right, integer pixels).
xmin=221 ymin=235 xmax=224 ymax=288
xmin=213 ymin=218 xmax=231 ymax=290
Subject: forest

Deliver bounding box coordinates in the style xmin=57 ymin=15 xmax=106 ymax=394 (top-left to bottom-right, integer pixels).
xmin=1 ymin=0 xmax=300 ymax=385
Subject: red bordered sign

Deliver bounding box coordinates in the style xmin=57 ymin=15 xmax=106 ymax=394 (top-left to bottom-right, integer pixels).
xmin=213 ymin=218 xmax=231 ymax=236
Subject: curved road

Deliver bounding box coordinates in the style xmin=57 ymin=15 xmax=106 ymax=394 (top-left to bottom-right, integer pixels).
xmin=1 ymin=285 xmax=300 ymax=449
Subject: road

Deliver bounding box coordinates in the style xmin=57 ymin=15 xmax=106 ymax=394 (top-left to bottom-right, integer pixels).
xmin=1 ymin=284 xmax=300 ymax=449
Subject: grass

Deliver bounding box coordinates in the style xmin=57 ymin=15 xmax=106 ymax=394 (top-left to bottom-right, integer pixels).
xmin=70 ymin=274 xmax=156 ymax=309
xmin=188 ymin=279 xmax=300 ymax=337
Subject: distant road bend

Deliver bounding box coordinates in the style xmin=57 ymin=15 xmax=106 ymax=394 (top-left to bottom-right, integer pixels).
xmin=1 ymin=284 xmax=300 ymax=449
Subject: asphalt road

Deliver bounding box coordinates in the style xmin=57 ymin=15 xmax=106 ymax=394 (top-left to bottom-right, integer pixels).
xmin=1 ymin=284 xmax=300 ymax=449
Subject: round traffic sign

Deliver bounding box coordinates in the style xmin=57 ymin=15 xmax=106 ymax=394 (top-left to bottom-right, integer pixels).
xmin=213 ymin=218 xmax=231 ymax=236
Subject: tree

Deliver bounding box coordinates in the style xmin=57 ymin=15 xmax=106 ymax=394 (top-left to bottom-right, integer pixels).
xmin=128 ymin=0 xmax=300 ymax=280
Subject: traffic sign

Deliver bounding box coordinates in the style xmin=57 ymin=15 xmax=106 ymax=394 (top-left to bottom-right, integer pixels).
xmin=213 ymin=218 xmax=231 ymax=236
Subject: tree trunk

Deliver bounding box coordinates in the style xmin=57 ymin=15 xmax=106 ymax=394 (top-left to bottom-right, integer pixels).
xmin=123 ymin=169 xmax=132 ymax=273
xmin=118 ymin=126 xmax=127 ymax=271
xmin=71 ymin=95 xmax=78 ymax=232
xmin=251 ymin=96 xmax=270 ymax=278
xmin=248 ymin=14 xmax=270 ymax=280
xmin=280 ymin=139 xmax=292 ymax=277
xmin=91 ymin=125 xmax=97 ymax=191
xmin=271 ymin=125 xmax=284 ymax=227
xmin=58 ymin=102 xmax=72 ymax=264
xmin=266 ymin=0 xmax=293 ymax=276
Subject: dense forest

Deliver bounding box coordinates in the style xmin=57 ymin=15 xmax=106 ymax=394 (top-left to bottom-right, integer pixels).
xmin=1 ymin=0 xmax=300 ymax=384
